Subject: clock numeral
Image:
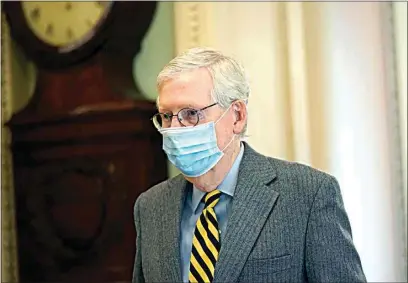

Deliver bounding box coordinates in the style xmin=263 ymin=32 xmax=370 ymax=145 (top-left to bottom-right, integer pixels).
xmin=96 ymin=1 xmax=107 ymax=9
xmin=30 ymin=7 xmax=40 ymax=21
xmin=65 ymin=2 xmax=73 ymax=11
xmin=66 ymin=28 xmax=74 ymax=40
xmin=46 ymin=24 xmax=54 ymax=36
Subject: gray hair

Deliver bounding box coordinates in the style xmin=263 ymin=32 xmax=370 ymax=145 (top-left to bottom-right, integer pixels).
xmin=156 ymin=47 xmax=250 ymax=137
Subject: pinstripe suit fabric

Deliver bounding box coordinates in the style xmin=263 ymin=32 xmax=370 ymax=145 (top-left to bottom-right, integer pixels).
xmin=132 ymin=142 xmax=366 ymax=283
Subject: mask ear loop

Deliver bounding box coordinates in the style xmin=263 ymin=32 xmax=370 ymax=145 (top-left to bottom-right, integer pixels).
xmin=215 ymin=99 xmax=248 ymax=125
xmin=214 ymin=103 xmax=233 ymax=125
xmin=213 ymin=103 xmax=238 ymax=152
xmin=222 ymin=99 xmax=248 ymax=150
xmin=221 ymin=133 xmax=236 ymax=152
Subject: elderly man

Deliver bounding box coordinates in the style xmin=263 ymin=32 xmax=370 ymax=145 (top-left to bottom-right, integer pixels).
xmin=132 ymin=47 xmax=366 ymax=283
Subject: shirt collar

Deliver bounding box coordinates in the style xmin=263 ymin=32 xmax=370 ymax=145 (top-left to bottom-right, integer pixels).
xmin=191 ymin=143 xmax=245 ymax=213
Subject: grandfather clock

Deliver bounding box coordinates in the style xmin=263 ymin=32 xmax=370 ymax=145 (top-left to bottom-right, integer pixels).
xmin=2 ymin=2 xmax=167 ymax=282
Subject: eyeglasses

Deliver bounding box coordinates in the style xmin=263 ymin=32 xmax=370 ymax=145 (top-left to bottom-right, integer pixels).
xmin=152 ymin=103 xmax=218 ymax=129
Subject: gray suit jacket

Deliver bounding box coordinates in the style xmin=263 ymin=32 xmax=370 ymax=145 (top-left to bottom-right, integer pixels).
xmin=133 ymin=143 xmax=366 ymax=282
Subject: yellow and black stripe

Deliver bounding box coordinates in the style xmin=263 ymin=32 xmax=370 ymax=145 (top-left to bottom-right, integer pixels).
xmin=189 ymin=189 xmax=221 ymax=283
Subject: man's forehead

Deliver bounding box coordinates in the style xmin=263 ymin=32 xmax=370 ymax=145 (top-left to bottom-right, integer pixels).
xmin=165 ymin=68 xmax=212 ymax=85
xmin=157 ymin=92 xmax=213 ymax=111
xmin=158 ymin=70 xmax=213 ymax=111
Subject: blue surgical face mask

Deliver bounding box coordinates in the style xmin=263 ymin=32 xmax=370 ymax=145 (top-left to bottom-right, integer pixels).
xmin=159 ymin=105 xmax=235 ymax=177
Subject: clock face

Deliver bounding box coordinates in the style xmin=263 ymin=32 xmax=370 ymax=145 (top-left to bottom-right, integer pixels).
xmin=21 ymin=1 xmax=113 ymax=53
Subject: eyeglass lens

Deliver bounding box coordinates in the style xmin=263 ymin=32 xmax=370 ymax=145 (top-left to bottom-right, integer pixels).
xmin=153 ymin=108 xmax=202 ymax=128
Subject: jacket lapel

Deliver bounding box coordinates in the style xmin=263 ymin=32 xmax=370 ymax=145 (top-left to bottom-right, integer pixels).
xmin=213 ymin=143 xmax=279 ymax=283
xmin=158 ymin=174 xmax=188 ymax=282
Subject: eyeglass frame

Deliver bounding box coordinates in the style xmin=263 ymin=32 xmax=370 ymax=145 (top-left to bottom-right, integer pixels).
xmin=151 ymin=102 xmax=219 ymax=129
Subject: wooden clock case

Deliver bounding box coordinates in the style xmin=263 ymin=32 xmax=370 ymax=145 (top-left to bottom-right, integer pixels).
xmin=2 ymin=2 xmax=167 ymax=282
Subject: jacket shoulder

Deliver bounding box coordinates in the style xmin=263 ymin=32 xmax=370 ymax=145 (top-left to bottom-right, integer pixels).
xmin=134 ymin=174 xmax=184 ymax=209
xmin=270 ymin=157 xmax=335 ymax=181
xmin=266 ymin=156 xmax=339 ymax=197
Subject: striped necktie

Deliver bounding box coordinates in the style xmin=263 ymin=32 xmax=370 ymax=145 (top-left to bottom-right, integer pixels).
xmin=189 ymin=189 xmax=221 ymax=283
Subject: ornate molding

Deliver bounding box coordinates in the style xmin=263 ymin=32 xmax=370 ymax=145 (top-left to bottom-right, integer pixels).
xmin=1 ymin=13 xmax=20 ymax=283
xmin=173 ymin=2 xmax=213 ymax=54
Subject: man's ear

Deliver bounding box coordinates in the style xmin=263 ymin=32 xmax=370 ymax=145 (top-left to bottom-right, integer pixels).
xmin=232 ymin=101 xmax=247 ymax=134
xmin=234 ymin=104 xmax=240 ymax=123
